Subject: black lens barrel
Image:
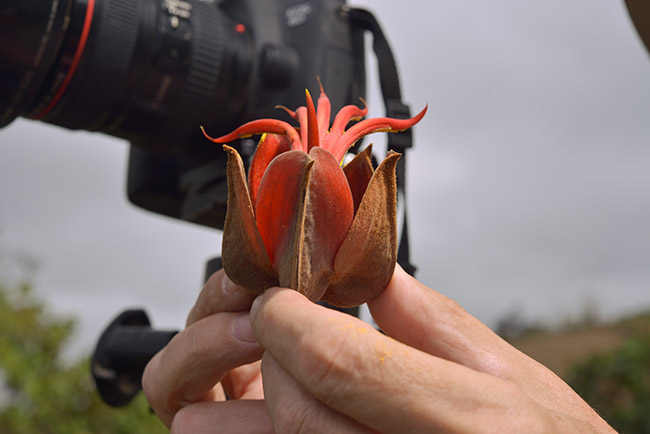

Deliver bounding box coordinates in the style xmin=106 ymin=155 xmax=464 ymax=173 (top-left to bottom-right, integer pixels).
xmin=31 ymin=0 xmax=140 ymax=130
xmin=0 ymin=0 xmax=74 ymax=127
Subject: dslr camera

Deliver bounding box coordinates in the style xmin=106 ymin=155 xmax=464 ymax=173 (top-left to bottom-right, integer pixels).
xmin=1 ymin=0 xmax=365 ymax=229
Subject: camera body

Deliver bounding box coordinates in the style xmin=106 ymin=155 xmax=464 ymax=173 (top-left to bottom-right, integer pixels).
xmin=1 ymin=0 xmax=365 ymax=229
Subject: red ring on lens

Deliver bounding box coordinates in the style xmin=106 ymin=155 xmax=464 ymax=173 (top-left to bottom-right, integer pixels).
xmin=34 ymin=0 xmax=95 ymax=120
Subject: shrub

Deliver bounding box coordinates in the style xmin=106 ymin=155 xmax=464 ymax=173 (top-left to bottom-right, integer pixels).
xmin=567 ymin=333 xmax=650 ymax=433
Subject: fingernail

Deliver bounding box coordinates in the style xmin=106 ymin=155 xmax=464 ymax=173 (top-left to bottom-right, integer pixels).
xmin=221 ymin=273 xmax=239 ymax=296
xmin=232 ymin=312 xmax=257 ymax=343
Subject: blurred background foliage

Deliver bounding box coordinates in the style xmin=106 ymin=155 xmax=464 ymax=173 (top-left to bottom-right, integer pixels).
xmin=567 ymin=329 xmax=650 ymax=433
xmin=507 ymin=309 xmax=650 ymax=433
xmin=0 ymin=273 xmax=167 ymax=434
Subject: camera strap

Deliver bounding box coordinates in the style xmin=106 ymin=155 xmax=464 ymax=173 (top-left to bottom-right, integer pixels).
xmin=349 ymin=8 xmax=418 ymax=276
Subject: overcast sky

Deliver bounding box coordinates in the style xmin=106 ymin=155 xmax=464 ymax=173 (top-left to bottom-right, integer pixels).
xmin=1 ymin=0 xmax=650 ymax=357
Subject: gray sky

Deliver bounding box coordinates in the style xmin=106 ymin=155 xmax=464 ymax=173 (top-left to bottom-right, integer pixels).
xmin=1 ymin=0 xmax=650 ymax=356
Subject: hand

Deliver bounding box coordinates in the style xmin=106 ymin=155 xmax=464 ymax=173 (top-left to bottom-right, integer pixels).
xmin=142 ymin=269 xmax=271 ymax=433
xmin=251 ymin=264 xmax=615 ymax=433
xmin=143 ymin=266 xmax=615 ymax=433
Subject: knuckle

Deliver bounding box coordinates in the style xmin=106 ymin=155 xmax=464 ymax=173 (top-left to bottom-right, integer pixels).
xmin=441 ymin=296 xmax=465 ymax=317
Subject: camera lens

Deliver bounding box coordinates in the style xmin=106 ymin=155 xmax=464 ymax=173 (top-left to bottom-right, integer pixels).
xmin=0 ymin=0 xmax=252 ymax=150
xmin=0 ymin=0 xmax=75 ymax=127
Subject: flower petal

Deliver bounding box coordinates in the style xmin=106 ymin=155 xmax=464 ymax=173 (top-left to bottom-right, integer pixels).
xmin=323 ymin=152 xmax=401 ymax=307
xmin=276 ymin=105 xmax=309 ymax=152
xmin=248 ymin=133 xmax=292 ymax=206
xmin=221 ymin=145 xmax=278 ymax=294
xmin=322 ymin=101 xmax=368 ymax=159
xmin=315 ymin=78 xmax=331 ymax=143
xmin=256 ymin=147 xmax=354 ymax=301
xmin=304 ymin=89 xmax=320 ymax=151
xmin=342 ymin=144 xmax=374 ymax=213
xmin=255 ymin=150 xmax=313 ymax=266
xmin=327 ymin=105 xmax=428 ymax=162
xmin=201 ymin=120 xmax=302 ymax=150
xmin=282 ymin=87 xmax=327 ymax=151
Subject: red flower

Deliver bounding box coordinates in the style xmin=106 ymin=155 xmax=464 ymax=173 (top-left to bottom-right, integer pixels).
xmin=202 ymin=84 xmax=426 ymax=307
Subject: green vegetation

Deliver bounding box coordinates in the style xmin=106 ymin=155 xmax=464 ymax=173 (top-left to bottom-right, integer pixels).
xmin=500 ymin=304 xmax=650 ymax=433
xmin=0 ymin=276 xmax=167 ymax=434
xmin=567 ymin=331 xmax=650 ymax=434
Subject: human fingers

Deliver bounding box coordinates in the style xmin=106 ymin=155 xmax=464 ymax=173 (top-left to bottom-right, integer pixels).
xmin=261 ymin=352 xmax=377 ymax=434
xmin=368 ymin=264 xmax=514 ymax=376
xmin=250 ymin=288 xmax=560 ymax=433
xmin=221 ymin=360 xmax=264 ymax=399
xmin=186 ymin=268 xmax=257 ymax=326
xmin=170 ymin=400 xmax=273 ymax=434
xmin=368 ymin=266 xmax=614 ymax=432
xmin=143 ymin=311 xmax=263 ymax=427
